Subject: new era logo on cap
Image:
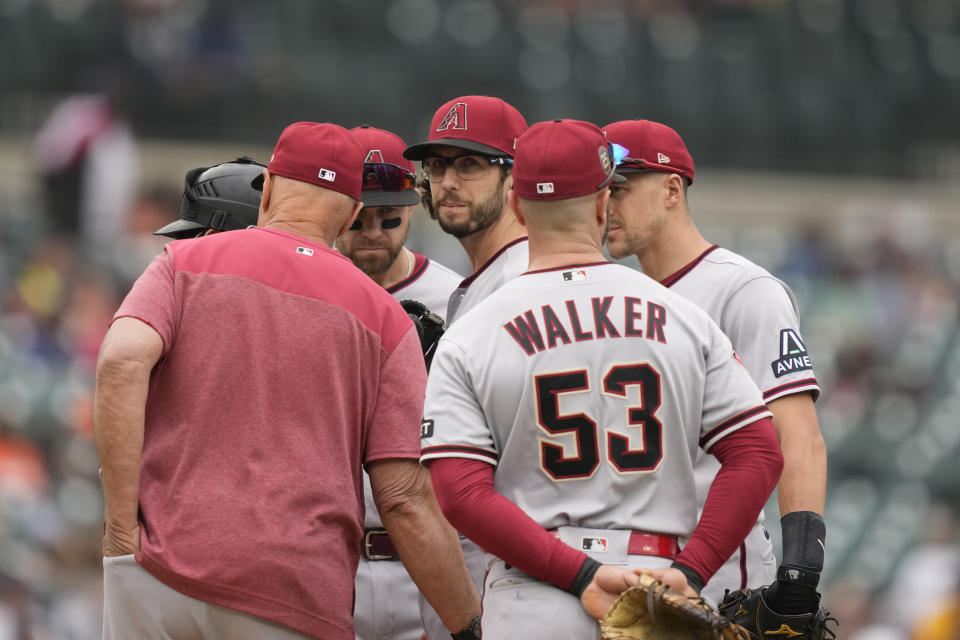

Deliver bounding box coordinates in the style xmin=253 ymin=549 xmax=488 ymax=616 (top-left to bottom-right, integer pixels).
xmin=537 ymin=182 xmax=555 ymax=194
xmin=602 ymin=119 xmax=695 ymax=184
xmin=318 ymin=169 xmax=336 ymax=182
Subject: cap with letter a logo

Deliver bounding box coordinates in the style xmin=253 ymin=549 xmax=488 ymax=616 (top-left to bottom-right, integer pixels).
xmin=403 ymin=95 xmax=528 ymax=160
xmin=349 ymin=125 xmax=419 ymax=207
xmin=512 ymin=119 xmax=625 ymax=201
xmin=265 ymin=121 xmax=366 ymax=200
xmin=602 ymin=119 xmax=695 ymax=185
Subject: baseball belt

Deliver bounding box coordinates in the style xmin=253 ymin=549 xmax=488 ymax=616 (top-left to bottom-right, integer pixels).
xmin=549 ymin=529 xmax=679 ymax=559
xmin=363 ymin=528 xmax=399 ymax=561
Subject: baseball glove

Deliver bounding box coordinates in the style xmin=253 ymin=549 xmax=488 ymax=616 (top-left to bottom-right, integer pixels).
xmin=717 ymin=586 xmax=837 ymax=640
xmin=600 ymin=574 xmax=750 ymax=640
xmin=399 ymin=299 xmax=446 ymax=372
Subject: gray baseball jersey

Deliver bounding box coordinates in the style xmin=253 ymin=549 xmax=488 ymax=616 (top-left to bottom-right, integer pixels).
xmin=387 ymin=250 xmax=462 ymax=320
xmin=354 ymin=250 xmax=460 ymax=640
xmin=420 ymin=236 xmax=530 ymax=640
xmin=360 ymin=251 xmax=462 ymax=531
xmin=445 ymin=237 xmax=529 ymax=323
xmin=662 ymin=245 xmax=820 ymax=602
xmin=663 ymin=246 xmax=819 ymax=506
xmin=422 ymin=262 xmax=771 ymax=537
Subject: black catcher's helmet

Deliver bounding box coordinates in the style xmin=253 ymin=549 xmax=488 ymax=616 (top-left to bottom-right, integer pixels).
xmin=154 ymin=156 xmax=266 ymax=239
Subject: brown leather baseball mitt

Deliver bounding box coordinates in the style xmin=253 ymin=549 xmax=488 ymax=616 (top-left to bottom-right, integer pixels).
xmin=600 ymin=574 xmax=751 ymax=640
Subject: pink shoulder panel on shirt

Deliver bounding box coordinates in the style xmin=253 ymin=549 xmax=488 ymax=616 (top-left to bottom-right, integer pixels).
xmin=169 ymin=227 xmax=410 ymax=353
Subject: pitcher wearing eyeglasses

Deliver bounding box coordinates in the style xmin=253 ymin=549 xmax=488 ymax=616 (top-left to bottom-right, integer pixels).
xmin=403 ymin=95 xmax=531 ymax=326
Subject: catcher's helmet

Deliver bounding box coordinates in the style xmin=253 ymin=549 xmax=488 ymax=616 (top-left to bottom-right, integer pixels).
xmin=154 ymin=156 xmax=266 ymax=239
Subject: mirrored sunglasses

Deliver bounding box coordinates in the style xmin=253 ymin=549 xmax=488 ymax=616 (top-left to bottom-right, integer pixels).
xmin=597 ymin=143 xmax=631 ymax=189
xmin=362 ymin=162 xmax=416 ymax=192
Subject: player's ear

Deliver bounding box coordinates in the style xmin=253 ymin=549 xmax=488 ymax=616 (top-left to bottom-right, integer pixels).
xmin=664 ymin=174 xmax=683 ymax=209
xmin=597 ymin=189 xmax=611 ymax=227
xmin=508 ymin=189 xmax=526 ymax=226
xmin=256 ymin=170 xmax=273 ymax=226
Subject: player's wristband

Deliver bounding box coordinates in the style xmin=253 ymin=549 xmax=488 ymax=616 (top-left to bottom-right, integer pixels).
xmin=780 ymin=511 xmax=826 ymax=572
xmin=567 ymin=556 xmax=602 ymax=597
xmin=669 ymin=560 xmax=704 ymax=594
xmin=451 ymin=615 xmax=481 ymax=640
xmin=776 ymin=564 xmax=820 ymax=589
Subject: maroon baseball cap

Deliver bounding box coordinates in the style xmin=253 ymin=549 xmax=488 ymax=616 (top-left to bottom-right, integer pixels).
xmin=601 ymin=119 xmax=695 ymax=185
xmin=513 ymin=119 xmax=626 ymax=201
xmin=403 ymin=95 xmax=528 ymax=160
xmin=349 ymin=125 xmax=419 ymax=207
xmin=262 ymin=122 xmax=366 ymax=201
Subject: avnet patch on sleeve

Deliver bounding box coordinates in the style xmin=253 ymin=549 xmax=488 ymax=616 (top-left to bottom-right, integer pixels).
xmin=771 ymin=328 xmax=814 ymax=377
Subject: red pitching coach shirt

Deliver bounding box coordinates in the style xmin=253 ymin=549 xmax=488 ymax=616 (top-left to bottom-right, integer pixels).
xmin=112 ymin=226 xmax=426 ymax=639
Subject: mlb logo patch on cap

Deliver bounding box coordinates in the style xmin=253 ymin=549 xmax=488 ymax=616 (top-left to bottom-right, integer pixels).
xmin=513 ymin=119 xmax=624 ymax=201
xmin=266 ymin=122 xmax=365 ymax=200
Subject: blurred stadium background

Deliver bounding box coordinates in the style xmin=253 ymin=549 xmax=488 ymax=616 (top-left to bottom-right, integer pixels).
xmin=1 ymin=0 xmax=959 ymax=638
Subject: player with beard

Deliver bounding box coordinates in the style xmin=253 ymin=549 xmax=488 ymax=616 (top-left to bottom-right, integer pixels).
xmin=340 ymin=126 xmax=462 ymax=319
xmin=403 ymin=95 xmax=529 ymax=324
xmin=338 ymin=125 xmax=463 ymax=640
xmin=402 ymin=95 xmax=528 ymax=639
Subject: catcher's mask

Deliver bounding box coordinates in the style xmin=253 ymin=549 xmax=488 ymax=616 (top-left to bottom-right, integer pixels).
xmin=154 ymin=156 xmax=266 ymax=239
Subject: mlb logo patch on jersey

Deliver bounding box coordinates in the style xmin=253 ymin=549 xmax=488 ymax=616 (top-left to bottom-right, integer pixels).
xmin=581 ymin=537 xmax=608 ymax=552
xmin=296 ymin=247 xmax=314 ymax=256
xmin=318 ymin=168 xmax=337 ymax=182
xmin=562 ymin=269 xmax=587 ymax=282
xmin=771 ymin=329 xmax=813 ymax=377
xmin=420 ymin=419 xmax=434 ymax=439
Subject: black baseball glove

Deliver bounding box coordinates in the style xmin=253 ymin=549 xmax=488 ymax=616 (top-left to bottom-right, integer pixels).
xmin=399 ymin=299 xmax=446 ymax=372
xmin=718 ymin=585 xmax=837 ymax=640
